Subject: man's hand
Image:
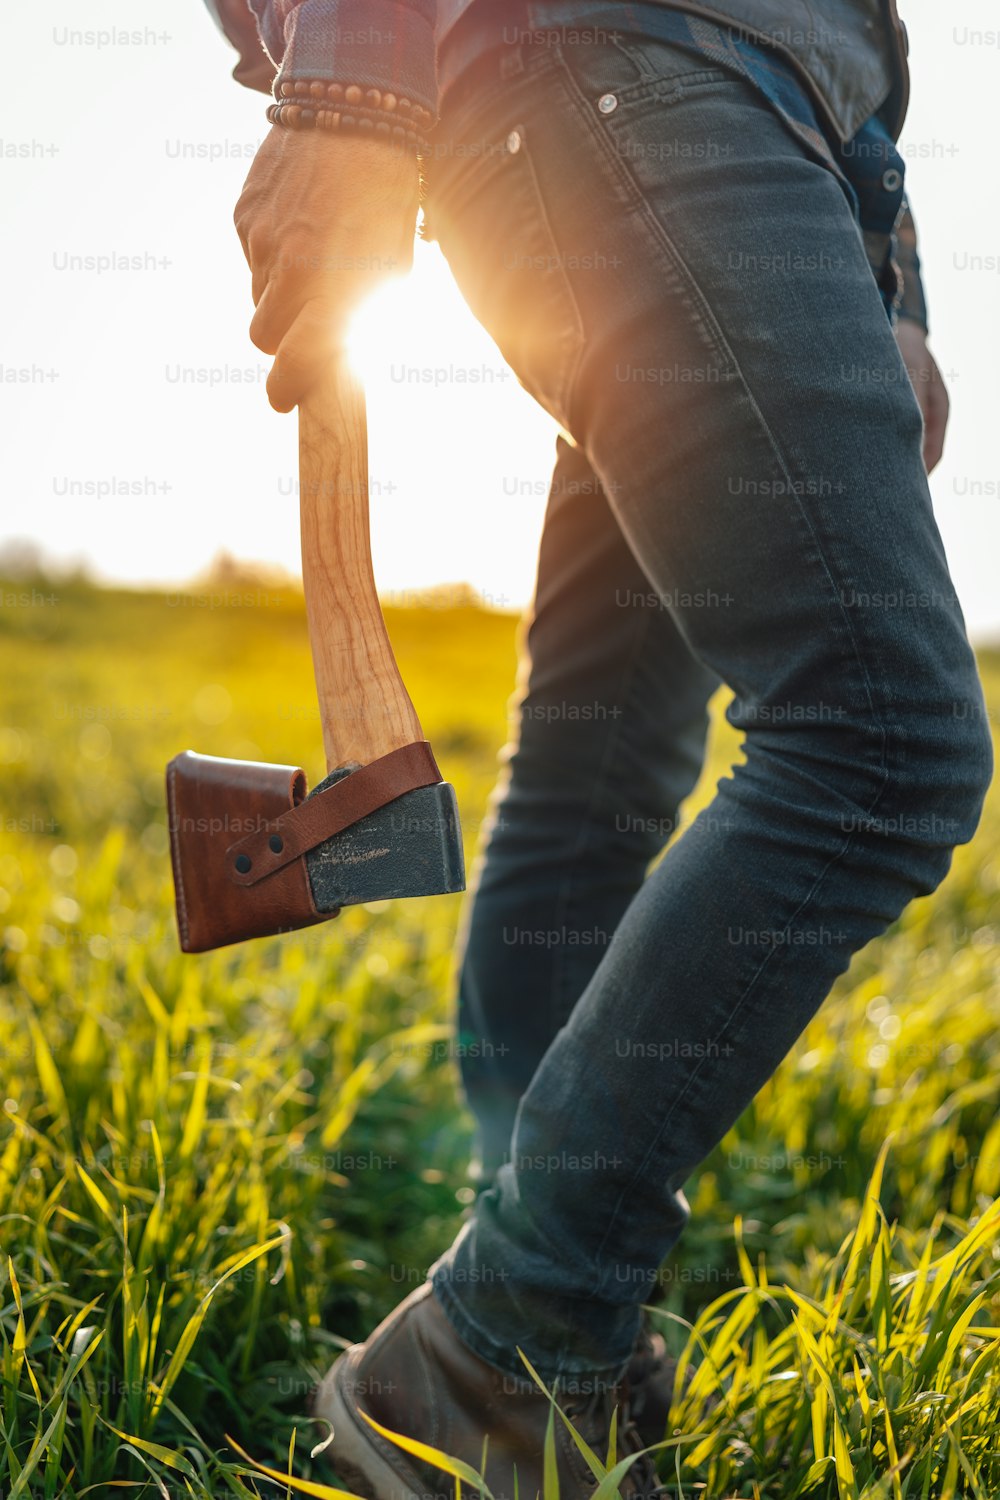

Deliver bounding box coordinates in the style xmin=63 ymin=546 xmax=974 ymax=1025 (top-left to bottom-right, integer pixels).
xmin=234 ymin=126 xmax=420 ymax=412
xmin=894 ymin=319 xmax=950 ymax=475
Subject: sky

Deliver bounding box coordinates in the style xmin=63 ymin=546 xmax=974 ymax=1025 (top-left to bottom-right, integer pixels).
xmin=3 ymin=0 xmax=998 ymax=637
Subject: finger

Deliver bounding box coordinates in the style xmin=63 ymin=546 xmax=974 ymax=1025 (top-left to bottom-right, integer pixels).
xmin=233 ymin=211 xmax=271 ymax=305
xmin=923 ymin=397 xmax=948 ymax=473
xmin=249 ymin=280 xmax=285 ymax=356
xmin=250 ymin=262 xmax=351 ymax=356
xmin=251 ymin=253 xmax=269 ymax=309
xmin=925 ymin=369 xmax=950 ymax=473
xmin=266 ymin=298 xmax=348 ymax=413
xmin=266 ymin=304 xmax=347 ymax=413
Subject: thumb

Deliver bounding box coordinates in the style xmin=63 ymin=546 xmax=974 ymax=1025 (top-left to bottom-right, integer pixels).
xmin=265 ymin=296 xmax=350 ymax=414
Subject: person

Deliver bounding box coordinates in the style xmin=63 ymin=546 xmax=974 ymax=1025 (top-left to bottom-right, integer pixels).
xmin=207 ymin=1 xmax=993 ymax=1494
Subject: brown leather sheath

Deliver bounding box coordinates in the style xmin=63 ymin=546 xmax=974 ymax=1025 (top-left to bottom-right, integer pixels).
xmin=166 ymin=741 xmax=441 ymax=954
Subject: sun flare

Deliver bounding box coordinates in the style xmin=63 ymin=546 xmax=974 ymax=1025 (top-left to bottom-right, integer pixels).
xmin=337 ymin=240 xmax=558 ymax=610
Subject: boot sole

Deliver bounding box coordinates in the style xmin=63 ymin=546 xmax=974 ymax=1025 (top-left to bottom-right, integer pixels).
xmin=311 ymin=1348 xmax=455 ymax=1500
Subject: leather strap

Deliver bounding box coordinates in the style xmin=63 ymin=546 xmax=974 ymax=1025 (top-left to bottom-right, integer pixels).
xmin=226 ymin=740 xmax=442 ymax=887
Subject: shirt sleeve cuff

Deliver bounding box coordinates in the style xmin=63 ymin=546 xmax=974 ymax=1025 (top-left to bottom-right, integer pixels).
xmin=263 ymin=0 xmax=438 ymax=118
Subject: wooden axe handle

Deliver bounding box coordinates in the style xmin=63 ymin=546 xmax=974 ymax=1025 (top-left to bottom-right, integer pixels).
xmin=298 ymin=357 xmax=423 ymax=771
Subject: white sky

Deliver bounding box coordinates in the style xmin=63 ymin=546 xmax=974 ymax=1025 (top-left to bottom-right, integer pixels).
xmin=2 ymin=0 xmax=998 ymax=637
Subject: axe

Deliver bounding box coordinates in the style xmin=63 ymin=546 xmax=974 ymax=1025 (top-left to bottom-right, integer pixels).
xmin=166 ymin=358 xmax=466 ymax=953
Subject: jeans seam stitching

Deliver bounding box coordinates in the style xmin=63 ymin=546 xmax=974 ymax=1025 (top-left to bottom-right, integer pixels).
xmin=602 ymin=66 xmax=736 ymax=110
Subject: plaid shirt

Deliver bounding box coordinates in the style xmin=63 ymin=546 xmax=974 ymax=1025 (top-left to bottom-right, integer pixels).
xmin=205 ymin=0 xmax=928 ymax=329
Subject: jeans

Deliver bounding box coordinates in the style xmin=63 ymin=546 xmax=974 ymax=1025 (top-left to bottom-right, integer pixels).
xmin=421 ymin=25 xmax=993 ymax=1385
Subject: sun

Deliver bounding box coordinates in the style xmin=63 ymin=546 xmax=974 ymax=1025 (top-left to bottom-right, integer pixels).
xmin=344 ymin=274 xmax=414 ymax=386
xmin=335 ymin=238 xmax=557 ymax=611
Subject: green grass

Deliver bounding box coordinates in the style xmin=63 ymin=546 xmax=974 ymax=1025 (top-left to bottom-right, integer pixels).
xmin=1 ymin=574 xmax=999 ymax=1498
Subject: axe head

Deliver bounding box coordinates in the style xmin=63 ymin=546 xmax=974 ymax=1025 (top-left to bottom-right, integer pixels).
xmin=305 ymin=766 xmax=465 ymax=911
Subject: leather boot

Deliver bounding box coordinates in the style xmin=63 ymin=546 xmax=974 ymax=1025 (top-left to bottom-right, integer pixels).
xmin=312 ymin=1283 xmax=659 ymax=1500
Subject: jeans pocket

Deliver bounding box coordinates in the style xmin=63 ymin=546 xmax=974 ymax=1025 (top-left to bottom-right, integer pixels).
xmin=426 ymin=117 xmax=585 ymax=433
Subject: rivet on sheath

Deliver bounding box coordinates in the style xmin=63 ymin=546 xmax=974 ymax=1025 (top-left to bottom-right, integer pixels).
xmin=598 ymin=92 xmax=619 ymax=115
xmin=506 ymin=129 xmax=521 ymax=154
xmin=269 ymin=834 xmax=284 ymax=853
xmin=235 ymin=854 xmax=252 ymax=874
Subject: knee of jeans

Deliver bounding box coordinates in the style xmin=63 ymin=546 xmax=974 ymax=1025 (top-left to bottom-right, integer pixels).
xmin=734 ymin=652 xmax=991 ymax=876
xmin=925 ymin=695 xmax=994 ymax=843
xmin=862 ymin=671 xmax=993 ymax=860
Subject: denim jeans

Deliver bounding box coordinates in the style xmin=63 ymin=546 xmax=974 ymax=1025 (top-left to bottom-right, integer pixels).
xmin=421 ymin=26 xmax=993 ymax=1385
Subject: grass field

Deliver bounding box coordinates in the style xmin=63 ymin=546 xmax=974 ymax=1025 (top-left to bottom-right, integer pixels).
xmin=1 ymin=573 xmax=999 ymax=1499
